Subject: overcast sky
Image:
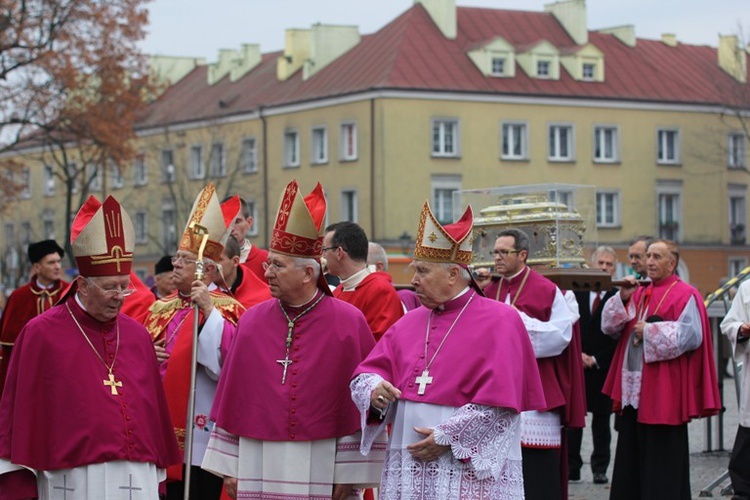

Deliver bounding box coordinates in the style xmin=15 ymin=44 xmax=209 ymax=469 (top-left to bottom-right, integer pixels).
xmin=141 ymin=0 xmax=749 ymax=61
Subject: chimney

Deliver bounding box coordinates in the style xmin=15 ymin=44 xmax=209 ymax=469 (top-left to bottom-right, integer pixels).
xmin=415 ymin=0 xmax=456 ymax=39
xmin=230 ymin=44 xmax=261 ymax=82
xmin=277 ymin=29 xmax=312 ymax=81
xmin=597 ymin=25 xmax=636 ymax=48
xmin=661 ymin=33 xmax=678 ymax=47
xmin=302 ymin=24 xmax=360 ymax=80
xmin=545 ymin=0 xmax=588 ymax=46
xmin=148 ymin=56 xmax=206 ymax=86
xmin=718 ymin=35 xmax=747 ymax=83
xmin=208 ymin=49 xmax=240 ymax=85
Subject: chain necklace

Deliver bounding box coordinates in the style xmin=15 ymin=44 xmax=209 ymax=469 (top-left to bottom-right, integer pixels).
xmin=416 ymin=292 xmax=476 ymax=395
xmin=632 ymin=279 xmax=679 ymax=347
xmin=494 ymin=266 xmax=531 ymax=307
xmin=276 ymin=292 xmax=325 ymax=384
xmin=66 ymin=302 xmax=122 ymax=396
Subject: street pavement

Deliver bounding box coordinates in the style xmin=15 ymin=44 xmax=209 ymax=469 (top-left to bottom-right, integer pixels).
xmin=568 ymin=374 xmax=740 ymax=500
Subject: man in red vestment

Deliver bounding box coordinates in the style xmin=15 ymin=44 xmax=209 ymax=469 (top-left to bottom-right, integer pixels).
xmin=601 ymin=239 xmax=720 ymax=499
xmin=324 ymin=221 xmax=403 ymax=341
xmin=0 ymin=196 xmax=179 ymax=499
xmin=209 ymin=235 xmax=271 ymax=311
xmin=143 ymin=184 xmax=244 ymax=500
xmin=222 ymin=196 xmax=268 ymax=283
xmin=0 ymin=239 xmax=67 ymax=395
xmin=203 ymin=180 xmax=381 ymax=499
xmin=483 ymin=228 xmax=584 ymax=500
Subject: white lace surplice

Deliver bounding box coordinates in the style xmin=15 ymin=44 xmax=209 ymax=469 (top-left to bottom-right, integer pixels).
xmin=351 ymin=373 xmax=524 ymax=500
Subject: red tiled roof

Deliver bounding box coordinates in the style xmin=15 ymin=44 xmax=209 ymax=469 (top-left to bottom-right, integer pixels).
xmin=137 ymin=4 xmax=749 ymax=130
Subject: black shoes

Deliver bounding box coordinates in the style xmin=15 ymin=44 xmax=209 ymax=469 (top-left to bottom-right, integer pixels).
xmin=593 ymin=473 xmax=609 ymax=484
xmin=568 ymin=471 xmax=581 ymax=482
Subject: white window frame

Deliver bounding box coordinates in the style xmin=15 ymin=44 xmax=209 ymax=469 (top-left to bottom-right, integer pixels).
xmin=283 ymin=129 xmax=300 ymax=168
xmin=657 ymin=128 xmax=681 ymax=165
xmin=729 ymin=185 xmax=747 ymax=244
xmin=161 ymin=149 xmax=175 ymax=183
xmin=593 ymin=125 xmax=620 ymax=163
xmin=133 ymin=153 xmax=147 ymax=186
xmin=20 ymin=222 xmax=31 ymax=246
xmin=728 ymin=132 xmax=747 ymax=169
xmin=431 ymin=175 xmax=462 ymax=225
xmin=311 ymin=126 xmax=328 ymax=165
xmin=537 ymin=59 xmax=551 ymax=78
xmin=209 ymin=141 xmax=226 ymax=177
xmin=19 ymin=167 xmax=31 ymax=199
xmin=339 ymin=122 xmax=358 ymax=161
xmin=66 ymin=162 xmax=79 ymax=194
xmin=596 ymin=190 xmax=621 ymax=228
xmin=501 ymin=121 xmax=529 ymax=160
xmin=491 ymin=57 xmax=506 ymax=76
xmin=548 ymin=123 xmax=574 ymax=162
xmin=431 ymin=118 xmax=460 ymax=158
xmin=241 ymin=137 xmax=258 ymax=174
xmin=582 ymin=62 xmax=596 ymax=80
xmin=340 ymin=189 xmax=358 ymax=222
xmin=162 ymin=201 xmax=177 ymax=253
xmin=549 ymin=189 xmax=575 ymax=211
xmin=657 ymin=184 xmax=683 ymax=241
xmin=43 ymin=210 xmax=55 ymax=240
xmin=246 ymin=200 xmax=259 ymax=236
xmin=110 ymin=161 xmax=123 ymax=190
xmin=86 ymin=163 xmax=101 ymax=192
xmin=134 ymin=211 xmax=148 ymax=245
xmin=188 ymin=144 xmax=205 ymax=180
xmin=43 ymin=164 xmax=55 ymax=196
xmin=4 ymin=223 xmax=15 ymax=248
xmin=729 ymin=256 xmax=748 ymax=277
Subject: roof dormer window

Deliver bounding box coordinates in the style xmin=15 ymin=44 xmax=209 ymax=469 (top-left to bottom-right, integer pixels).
xmin=537 ymin=60 xmax=551 ymax=78
xmin=582 ymin=62 xmax=596 ymax=80
xmin=491 ymin=57 xmax=506 ymax=76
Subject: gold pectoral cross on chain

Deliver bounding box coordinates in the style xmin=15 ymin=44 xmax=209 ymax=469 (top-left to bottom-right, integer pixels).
xmin=415 ymin=369 xmax=433 ymax=395
xmin=103 ymin=371 xmax=122 ymax=395
xmin=276 ymin=320 xmax=295 ymax=385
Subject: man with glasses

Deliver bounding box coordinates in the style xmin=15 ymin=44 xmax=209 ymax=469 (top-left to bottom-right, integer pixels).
xmin=323 ymin=221 xmax=403 ymax=341
xmin=483 ymin=228 xmax=583 ymax=500
xmin=143 ymin=185 xmax=244 ymax=500
xmin=0 ymin=195 xmax=179 ymax=497
xmin=203 ymin=180 xmax=382 ymax=499
xmin=0 ymin=239 xmax=67 ymax=395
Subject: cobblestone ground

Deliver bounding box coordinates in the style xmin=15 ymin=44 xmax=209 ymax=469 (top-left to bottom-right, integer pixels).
xmin=568 ymin=376 xmax=740 ymax=500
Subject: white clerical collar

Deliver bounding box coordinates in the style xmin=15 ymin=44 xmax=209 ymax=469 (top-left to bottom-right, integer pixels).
xmin=74 ymin=293 xmax=88 ymax=312
xmin=339 ymin=266 xmax=371 ymax=292
xmin=35 ymin=277 xmax=56 ymax=290
xmin=437 ymin=286 xmax=470 ymax=311
xmin=287 ymin=290 xmax=320 ymax=308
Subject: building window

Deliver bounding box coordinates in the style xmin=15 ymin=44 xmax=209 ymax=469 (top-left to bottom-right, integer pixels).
xmin=593 ymin=126 xmax=619 ymax=163
xmin=19 ymin=167 xmax=31 ymax=199
xmin=730 ymin=188 xmax=746 ymax=245
xmin=161 ymin=149 xmax=175 ymax=183
xmin=209 ymin=142 xmax=226 ymax=177
xmin=596 ymin=191 xmax=620 ymax=227
xmin=340 ymin=122 xmax=358 ymax=161
xmin=537 ymin=60 xmax=551 ymax=78
xmin=134 ymin=211 xmax=148 ymax=245
xmin=43 ymin=210 xmax=55 ymax=239
xmin=548 ymin=124 xmax=574 ymax=161
xmin=86 ymin=163 xmax=101 ymax=191
xmin=20 ymin=222 xmax=31 ymax=246
xmin=246 ymin=200 xmax=259 ymax=236
xmin=431 ymin=119 xmax=459 ymax=157
xmin=340 ymin=190 xmax=358 ymax=222
xmin=311 ymin=126 xmax=328 ymax=165
xmin=162 ymin=202 xmax=177 ymax=253
xmin=729 ymin=257 xmax=748 ymax=277
xmin=658 ymin=192 xmax=682 ymax=241
xmin=43 ymin=165 xmax=55 ymax=196
xmin=582 ymin=62 xmax=596 ymax=80
xmin=657 ymin=129 xmax=680 ymax=164
xmin=188 ymin=145 xmax=205 ymax=179
xmin=284 ymin=129 xmax=300 ymax=168
xmin=431 ymin=175 xmax=461 ymax=225
xmin=133 ymin=153 xmax=147 ymax=186
xmin=241 ymin=137 xmax=258 ymax=174
xmin=502 ymin=122 xmax=528 ymax=160
xmin=728 ymin=133 xmax=747 ymax=169
xmin=550 ymin=189 xmax=575 ymax=211
xmin=4 ymin=223 xmax=15 ymax=248
xmin=110 ymin=162 xmax=123 ymax=189
xmin=491 ymin=57 xmax=506 ymax=76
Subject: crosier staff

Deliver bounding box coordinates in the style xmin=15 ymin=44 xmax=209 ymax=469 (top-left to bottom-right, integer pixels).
xmin=183 ymin=221 xmax=209 ymax=500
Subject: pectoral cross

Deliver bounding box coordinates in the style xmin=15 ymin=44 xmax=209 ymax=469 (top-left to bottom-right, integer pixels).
xmin=103 ymin=372 xmax=122 ymax=395
xmin=277 ymin=355 xmax=293 ymax=385
xmin=415 ymin=369 xmax=433 ymax=395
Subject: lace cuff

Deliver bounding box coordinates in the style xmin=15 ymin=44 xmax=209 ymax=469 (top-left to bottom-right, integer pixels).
xmin=350 ymin=373 xmax=391 ymax=455
xmin=433 ymin=404 xmax=520 ymax=481
xmin=601 ymin=292 xmax=634 ymax=338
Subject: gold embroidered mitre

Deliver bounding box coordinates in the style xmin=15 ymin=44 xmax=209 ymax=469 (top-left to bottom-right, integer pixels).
xmin=179 ymin=183 xmax=234 ymax=262
xmin=413 ymin=201 xmax=474 ymax=266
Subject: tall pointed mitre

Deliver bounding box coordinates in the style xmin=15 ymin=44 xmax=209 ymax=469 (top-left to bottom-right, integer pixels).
xmin=413 ymin=201 xmax=474 ymax=266
xmin=71 ymin=196 xmax=134 ymax=277
xmin=269 ymin=180 xmax=327 ymax=259
xmin=179 ymin=183 xmax=233 ymax=262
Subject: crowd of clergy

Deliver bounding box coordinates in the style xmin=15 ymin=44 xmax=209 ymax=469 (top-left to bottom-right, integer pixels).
xmin=0 ymin=177 xmax=738 ymax=500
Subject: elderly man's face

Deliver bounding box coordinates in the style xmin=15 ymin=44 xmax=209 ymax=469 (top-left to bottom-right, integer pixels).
xmin=263 ymin=251 xmax=308 ymax=301
xmin=171 ymin=250 xmax=199 ymax=293
xmin=79 ymin=274 xmax=131 ymax=322
xmin=646 ymin=242 xmax=676 ymax=282
xmin=410 ymin=261 xmax=456 ymax=309
xmin=595 ymin=253 xmax=617 ymax=277
xmin=628 ymin=241 xmax=648 ymax=275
